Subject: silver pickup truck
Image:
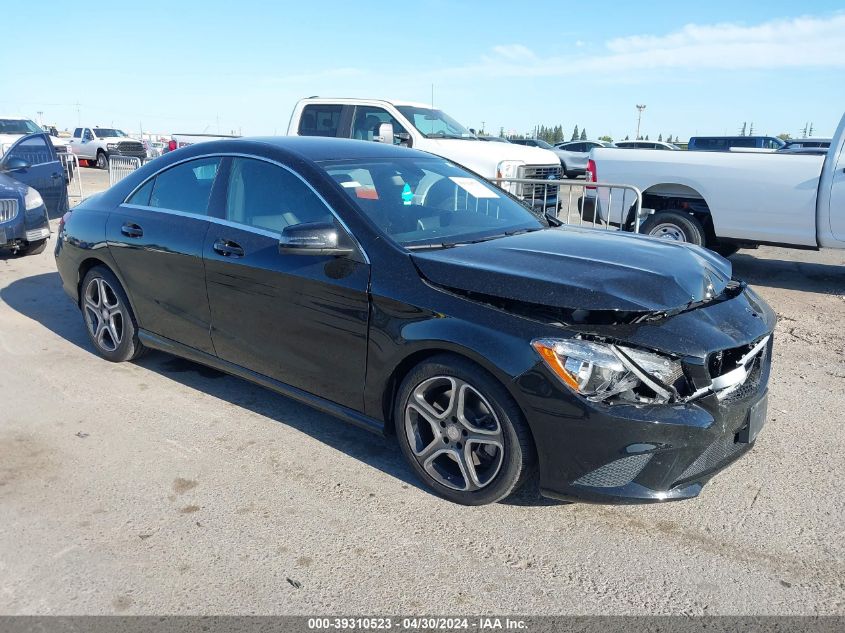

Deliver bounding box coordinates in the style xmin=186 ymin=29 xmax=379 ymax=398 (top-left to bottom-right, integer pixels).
xmin=67 ymin=127 xmax=146 ymax=169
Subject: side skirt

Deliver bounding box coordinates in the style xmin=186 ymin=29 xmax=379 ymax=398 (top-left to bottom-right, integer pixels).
xmin=138 ymin=330 xmax=387 ymax=436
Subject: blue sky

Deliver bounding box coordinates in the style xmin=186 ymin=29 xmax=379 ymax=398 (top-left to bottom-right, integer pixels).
xmin=2 ymin=1 xmax=844 ymax=141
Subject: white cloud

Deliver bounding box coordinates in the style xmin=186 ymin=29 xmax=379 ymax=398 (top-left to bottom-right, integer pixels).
xmin=488 ymin=44 xmax=536 ymax=61
xmin=601 ymin=14 xmax=845 ymax=70
xmin=441 ymin=13 xmax=845 ymax=78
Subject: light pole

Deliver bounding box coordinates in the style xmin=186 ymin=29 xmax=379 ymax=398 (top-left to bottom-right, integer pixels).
xmin=636 ymin=104 xmax=646 ymax=140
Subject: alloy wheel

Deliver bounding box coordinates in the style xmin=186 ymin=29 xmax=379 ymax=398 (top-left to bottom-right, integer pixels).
xmin=83 ymin=277 xmax=124 ymax=352
xmin=404 ymin=376 xmax=505 ymax=492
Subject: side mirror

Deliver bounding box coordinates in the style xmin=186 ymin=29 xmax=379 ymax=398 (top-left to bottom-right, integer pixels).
xmin=373 ymin=122 xmax=394 ymax=144
xmin=395 ymin=132 xmax=412 ymax=148
xmin=278 ymin=222 xmax=354 ymax=257
xmin=2 ymin=157 xmax=30 ymax=172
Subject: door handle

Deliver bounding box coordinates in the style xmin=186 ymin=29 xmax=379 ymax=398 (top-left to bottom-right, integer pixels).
xmin=121 ymin=223 xmax=143 ymax=238
xmin=213 ymin=239 xmax=244 ymax=257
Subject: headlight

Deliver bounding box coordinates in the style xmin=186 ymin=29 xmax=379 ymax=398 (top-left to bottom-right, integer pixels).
xmin=107 ymin=143 xmax=118 ymax=150
xmin=496 ymin=160 xmax=524 ymax=196
xmin=24 ymin=187 xmax=44 ymax=211
xmin=532 ymin=337 xmax=684 ymax=404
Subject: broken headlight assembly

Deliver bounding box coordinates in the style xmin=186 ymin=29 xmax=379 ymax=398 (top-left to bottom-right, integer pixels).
xmin=532 ymin=338 xmax=685 ymax=404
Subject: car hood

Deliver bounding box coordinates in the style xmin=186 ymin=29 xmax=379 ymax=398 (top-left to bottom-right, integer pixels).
xmin=410 ymin=226 xmax=733 ymax=316
xmin=423 ymin=138 xmax=560 ymax=176
xmin=0 ymin=172 xmax=26 ymax=195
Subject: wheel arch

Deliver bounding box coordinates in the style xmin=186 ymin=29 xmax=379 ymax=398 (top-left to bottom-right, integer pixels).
xmin=76 ymin=256 xmax=139 ymax=319
xmin=379 ymin=344 xmax=534 ymax=446
xmin=640 ymin=183 xmax=719 ymax=243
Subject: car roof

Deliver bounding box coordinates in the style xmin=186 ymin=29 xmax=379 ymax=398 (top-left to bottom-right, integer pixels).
xmin=298 ymin=97 xmax=432 ymax=109
xmin=175 ymin=136 xmax=440 ymax=162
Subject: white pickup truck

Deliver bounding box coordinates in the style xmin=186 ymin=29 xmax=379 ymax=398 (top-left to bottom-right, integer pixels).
xmin=587 ymin=113 xmax=845 ymax=255
xmin=287 ymin=98 xmax=562 ymax=206
xmin=68 ymin=127 xmax=147 ymax=169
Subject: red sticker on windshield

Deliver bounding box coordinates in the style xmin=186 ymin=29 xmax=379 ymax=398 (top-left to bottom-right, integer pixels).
xmin=356 ymin=187 xmax=379 ymax=200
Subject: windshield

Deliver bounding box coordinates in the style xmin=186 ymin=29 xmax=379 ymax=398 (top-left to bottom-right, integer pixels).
xmin=395 ymin=106 xmax=474 ymax=139
xmin=93 ymin=128 xmax=127 ymax=138
xmin=0 ymin=119 xmax=42 ymax=135
xmin=320 ymin=157 xmax=546 ymax=248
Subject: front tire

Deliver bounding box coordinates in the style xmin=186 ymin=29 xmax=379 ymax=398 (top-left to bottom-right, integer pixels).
xmin=640 ymin=210 xmax=706 ymax=246
xmin=96 ymin=151 xmax=108 ymax=170
xmin=80 ymin=267 xmax=146 ymax=362
xmin=395 ymin=355 xmax=535 ymax=505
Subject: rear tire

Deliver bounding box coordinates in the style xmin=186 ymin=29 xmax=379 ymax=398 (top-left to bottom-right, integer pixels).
xmin=80 ymin=266 xmax=146 ymax=362
xmin=96 ymin=151 xmax=108 ymax=170
xmin=640 ymin=211 xmax=706 ymax=246
xmin=394 ymin=354 xmax=535 ymax=505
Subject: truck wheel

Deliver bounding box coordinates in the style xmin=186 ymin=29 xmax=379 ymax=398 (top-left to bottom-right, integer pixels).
xmin=640 ymin=211 xmax=705 ymax=246
xmin=96 ymin=151 xmax=108 ymax=170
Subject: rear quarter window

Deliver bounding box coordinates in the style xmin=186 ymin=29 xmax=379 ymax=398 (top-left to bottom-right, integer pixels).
xmin=299 ymin=105 xmax=342 ymax=137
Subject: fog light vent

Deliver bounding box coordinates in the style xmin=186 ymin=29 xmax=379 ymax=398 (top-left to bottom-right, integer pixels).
xmin=573 ymin=453 xmax=652 ymax=488
xmin=677 ymin=436 xmax=745 ymax=482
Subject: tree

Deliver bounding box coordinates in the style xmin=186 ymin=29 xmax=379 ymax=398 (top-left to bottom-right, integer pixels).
xmin=777 ymin=133 xmax=792 ymax=141
xmin=740 ymin=122 xmax=747 ymax=136
xmin=658 ymin=133 xmax=663 ymax=142
xmin=580 ymin=128 xmax=587 ymax=141
xmin=624 ymin=135 xmax=629 ymax=140
xmin=499 ymin=126 xmax=505 ymax=138
xmin=571 ymin=125 xmax=579 ymax=141
xmin=599 ymin=135 xmax=613 ymax=142
xmin=645 ymin=134 xmax=649 ymax=140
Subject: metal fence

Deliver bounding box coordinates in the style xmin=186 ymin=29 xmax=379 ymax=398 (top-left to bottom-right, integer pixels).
xmin=492 ymin=177 xmax=644 ymax=232
xmin=59 ymin=153 xmax=83 ymax=201
xmin=108 ymin=156 xmax=142 ymax=186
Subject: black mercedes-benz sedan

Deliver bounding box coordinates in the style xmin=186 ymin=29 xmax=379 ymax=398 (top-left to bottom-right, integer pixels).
xmin=55 ymin=137 xmax=775 ymax=506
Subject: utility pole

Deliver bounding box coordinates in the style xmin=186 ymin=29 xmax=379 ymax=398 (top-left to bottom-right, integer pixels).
xmin=481 ymin=121 xmax=485 ymax=134
xmin=635 ymin=104 xmax=646 ymax=140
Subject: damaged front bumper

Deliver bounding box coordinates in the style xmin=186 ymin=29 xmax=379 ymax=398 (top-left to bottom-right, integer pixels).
xmin=514 ymin=287 xmax=776 ymax=504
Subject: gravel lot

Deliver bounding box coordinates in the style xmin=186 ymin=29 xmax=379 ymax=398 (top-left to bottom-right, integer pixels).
xmin=1 ymin=167 xmax=843 ymax=615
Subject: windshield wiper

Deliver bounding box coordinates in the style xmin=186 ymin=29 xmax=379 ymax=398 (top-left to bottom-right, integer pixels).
xmin=405 ymin=242 xmax=460 ymax=251
xmin=424 ymin=132 xmax=470 ymax=140
xmin=406 ymin=231 xmax=537 ymax=251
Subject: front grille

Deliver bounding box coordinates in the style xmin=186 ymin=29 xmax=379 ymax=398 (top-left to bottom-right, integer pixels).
xmin=519 ymin=164 xmax=562 ymax=201
xmin=720 ymin=354 xmax=764 ymax=404
xmin=573 ymin=453 xmax=652 ymax=488
xmin=710 ymin=336 xmax=772 ymax=403
xmin=0 ymin=199 xmax=19 ymax=223
xmin=117 ymin=141 xmax=146 ymax=156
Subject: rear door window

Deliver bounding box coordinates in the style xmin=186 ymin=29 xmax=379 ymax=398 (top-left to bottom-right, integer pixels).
xmin=146 ymin=157 xmax=221 ymax=215
xmin=299 ymin=105 xmax=343 ymax=137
